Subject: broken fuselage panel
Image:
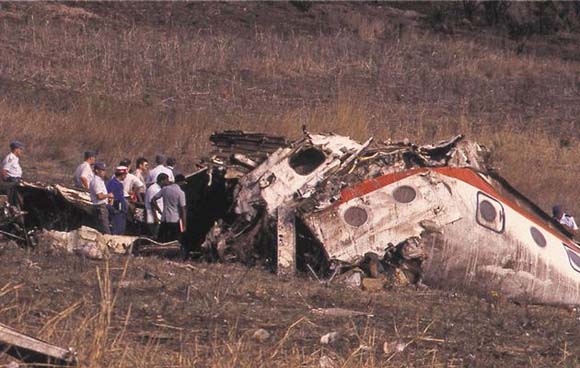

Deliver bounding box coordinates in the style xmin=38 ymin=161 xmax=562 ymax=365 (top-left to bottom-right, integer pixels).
xmin=303 ymin=167 xmax=580 ymax=305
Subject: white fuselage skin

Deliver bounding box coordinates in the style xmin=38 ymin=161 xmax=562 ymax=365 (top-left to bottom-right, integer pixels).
xmin=304 ymin=168 xmax=580 ymax=305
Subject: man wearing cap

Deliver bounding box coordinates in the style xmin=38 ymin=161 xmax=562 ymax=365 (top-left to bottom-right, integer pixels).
xmin=151 ymin=173 xmax=187 ymax=250
xmin=2 ymin=141 xmax=24 ymax=182
xmin=119 ymin=158 xmax=145 ymax=202
xmin=73 ymin=150 xmax=96 ymax=190
xmin=90 ymin=162 xmax=113 ymax=234
xmin=147 ymin=154 xmax=174 ymax=186
xmin=106 ymin=166 xmax=129 ymax=235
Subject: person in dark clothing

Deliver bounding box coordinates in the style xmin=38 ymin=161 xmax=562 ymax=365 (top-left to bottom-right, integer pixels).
xmin=106 ymin=166 xmax=128 ymax=235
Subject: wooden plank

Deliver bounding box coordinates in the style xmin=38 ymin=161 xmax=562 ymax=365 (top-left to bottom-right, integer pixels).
xmin=0 ymin=322 xmax=77 ymax=366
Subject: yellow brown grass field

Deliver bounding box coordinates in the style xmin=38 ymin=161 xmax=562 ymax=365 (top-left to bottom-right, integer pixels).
xmin=0 ymin=2 xmax=580 ymax=366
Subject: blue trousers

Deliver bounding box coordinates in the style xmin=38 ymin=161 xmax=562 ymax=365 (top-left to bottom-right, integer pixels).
xmin=109 ymin=210 xmax=127 ymax=235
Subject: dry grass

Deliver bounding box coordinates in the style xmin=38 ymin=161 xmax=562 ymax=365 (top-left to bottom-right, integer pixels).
xmin=2 ymin=245 xmax=580 ymax=367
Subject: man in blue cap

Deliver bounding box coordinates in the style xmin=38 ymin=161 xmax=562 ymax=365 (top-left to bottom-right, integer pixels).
xmin=90 ymin=162 xmax=113 ymax=234
xmin=2 ymin=141 xmax=24 ymax=182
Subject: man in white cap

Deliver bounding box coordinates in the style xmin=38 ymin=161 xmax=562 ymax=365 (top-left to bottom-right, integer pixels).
xmin=2 ymin=141 xmax=24 ymax=182
xmin=90 ymin=162 xmax=113 ymax=234
xmin=73 ymin=150 xmax=96 ymax=190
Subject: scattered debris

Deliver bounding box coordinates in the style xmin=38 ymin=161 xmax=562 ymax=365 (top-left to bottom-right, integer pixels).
xmin=310 ymin=308 xmax=373 ymax=318
xmin=37 ymin=226 xmax=180 ymax=259
xmin=252 ymin=328 xmax=271 ymax=343
xmin=319 ymin=355 xmax=337 ymax=368
xmin=0 ymin=322 xmax=77 ymax=366
xmin=320 ymin=331 xmax=340 ymax=345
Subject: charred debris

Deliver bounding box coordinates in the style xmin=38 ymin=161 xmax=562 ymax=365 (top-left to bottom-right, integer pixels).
xmin=195 ymin=130 xmax=489 ymax=285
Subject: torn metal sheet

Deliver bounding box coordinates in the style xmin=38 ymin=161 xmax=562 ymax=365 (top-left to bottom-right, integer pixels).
xmin=39 ymin=226 xmax=136 ymax=259
xmin=302 ymin=170 xmax=462 ymax=263
xmin=0 ymin=322 xmax=77 ymax=366
xmin=38 ymin=226 xmax=179 ymax=259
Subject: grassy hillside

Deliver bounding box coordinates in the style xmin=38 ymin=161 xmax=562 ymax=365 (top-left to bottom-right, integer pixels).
xmin=0 ymin=2 xmax=579 ymax=214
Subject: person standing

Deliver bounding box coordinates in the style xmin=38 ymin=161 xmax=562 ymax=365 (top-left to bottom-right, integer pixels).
xmin=166 ymin=157 xmax=182 ymax=178
xmin=145 ymin=173 xmax=164 ymax=238
xmin=106 ymin=166 xmax=129 ymax=235
xmin=134 ymin=157 xmax=149 ymax=186
xmin=147 ymin=154 xmax=174 ymax=185
xmin=73 ymin=150 xmax=96 ymax=190
xmin=90 ymin=162 xmax=113 ymax=234
xmin=119 ymin=158 xmax=145 ymax=202
xmin=150 ymin=173 xmax=186 ymax=247
xmin=2 ymin=141 xmax=24 ymax=182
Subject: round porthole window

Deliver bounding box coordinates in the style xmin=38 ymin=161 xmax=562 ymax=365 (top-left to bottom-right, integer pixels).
xmin=344 ymin=206 xmax=368 ymax=227
xmin=393 ymin=186 xmax=416 ymax=203
xmin=479 ymin=200 xmax=497 ymax=222
xmin=530 ymin=227 xmax=547 ymax=248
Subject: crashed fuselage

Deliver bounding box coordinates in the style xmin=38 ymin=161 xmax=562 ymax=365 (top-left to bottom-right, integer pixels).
xmin=303 ymin=167 xmax=580 ymax=305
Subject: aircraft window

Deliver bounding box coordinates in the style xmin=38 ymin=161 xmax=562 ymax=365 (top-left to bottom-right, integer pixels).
xmin=530 ymin=227 xmax=547 ymax=248
xmin=565 ymin=246 xmax=580 ymax=273
xmin=479 ymin=200 xmax=497 ymax=222
xmin=344 ymin=206 xmax=368 ymax=227
xmin=476 ymin=192 xmax=505 ymax=233
xmin=393 ymin=185 xmax=416 ymax=203
xmin=289 ymin=147 xmax=326 ymax=176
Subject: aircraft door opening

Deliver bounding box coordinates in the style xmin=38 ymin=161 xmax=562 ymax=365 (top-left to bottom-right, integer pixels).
xmin=476 ymin=191 xmax=505 ymax=233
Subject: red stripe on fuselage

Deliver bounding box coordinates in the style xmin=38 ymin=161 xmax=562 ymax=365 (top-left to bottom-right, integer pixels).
xmin=336 ymin=167 xmax=580 ymax=253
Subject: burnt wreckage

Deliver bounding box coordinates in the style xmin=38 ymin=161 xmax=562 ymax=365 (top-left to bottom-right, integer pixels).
xmin=2 ymin=131 xmax=580 ymax=305
xmin=198 ymin=131 xmax=580 ymax=305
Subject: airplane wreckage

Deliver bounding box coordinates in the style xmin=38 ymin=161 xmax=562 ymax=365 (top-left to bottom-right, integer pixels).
xmin=2 ymin=130 xmax=580 ymax=307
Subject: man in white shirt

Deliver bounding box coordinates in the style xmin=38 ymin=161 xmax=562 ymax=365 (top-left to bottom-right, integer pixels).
xmin=119 ymin=159 xmax=145 ymax=201
xmin=2 ymin=141 xmax=24 ymax=182
xmin=145 ymin=174 xmax=164 ymax=237
xmin=553 ymin=205 xmax=578 ymax=232
xmin=147 ymin=154 xmax=174 ymax=185
xmin=134 ymin=157 xmax=149 ymax=185
xmin=73 ymin=150 xmax=96 ymax=190
xmin=90 ymin=162 xmax=113 ymax=234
